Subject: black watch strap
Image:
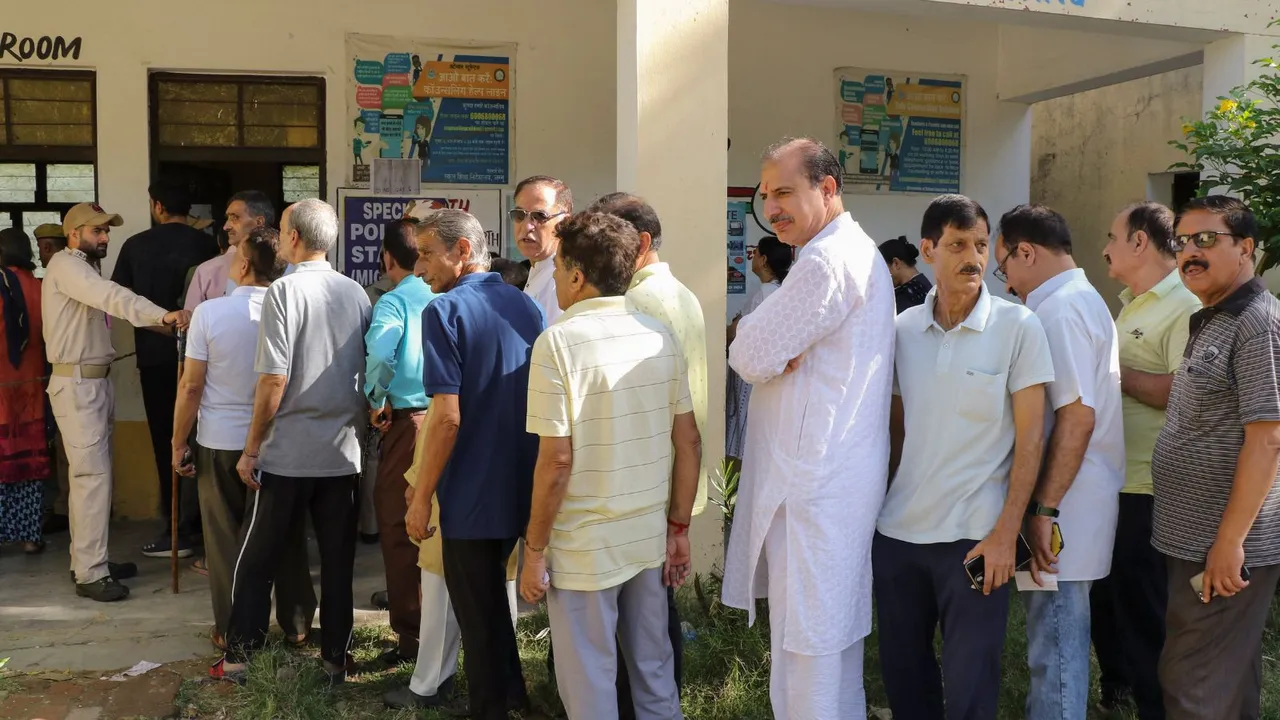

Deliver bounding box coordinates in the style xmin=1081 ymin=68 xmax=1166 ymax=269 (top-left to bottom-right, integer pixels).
xmin=1027 ymin=501 xmax=1060 ymax=518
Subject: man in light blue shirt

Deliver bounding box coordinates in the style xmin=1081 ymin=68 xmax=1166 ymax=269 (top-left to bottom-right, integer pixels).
xmin=363 ymin=219 xmax=439 ymax=679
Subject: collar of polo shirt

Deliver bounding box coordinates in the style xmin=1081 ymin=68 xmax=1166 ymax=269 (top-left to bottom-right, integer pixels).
xmin=917 ymin=284 xmax=993 ymax=333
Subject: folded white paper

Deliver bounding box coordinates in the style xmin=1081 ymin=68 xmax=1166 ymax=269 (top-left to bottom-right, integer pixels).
xmin=1015 ymin=570 xmax=1058 ymax=592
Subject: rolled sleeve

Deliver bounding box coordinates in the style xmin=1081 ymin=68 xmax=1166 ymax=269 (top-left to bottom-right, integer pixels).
xmin=1008 ymin=312 xmax=1056 ymax=393
xmin=1041 ymin=313 xmax=1094 ymax=411
xmin=254 ymin=284 xmax=291 ymax=376
xmin=421 ymin=304 xmax=462 ymax=396
xmin=526 ymin=333 xmax=571 ymax=438
xmin=1234 ymin=327 xmax=1280 ymax=425
xmin=185 ymin=306 xmax=210 ymax=362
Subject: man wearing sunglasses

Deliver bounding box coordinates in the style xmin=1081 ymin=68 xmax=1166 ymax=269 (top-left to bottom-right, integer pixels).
xmin=511 ymin=175 xmax=572 ymax=325
xmin=1152 ymin=195 xmax=1280 ymax=719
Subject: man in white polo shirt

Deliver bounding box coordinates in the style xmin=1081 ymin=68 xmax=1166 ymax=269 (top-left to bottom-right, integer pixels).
xmin=876 ymin=194 xmax=1055 ymax=720
xmin=519 ymin=212 xmax=701 ymax=719
xmin=171 ymin=227 xmax=315 ymax=652
xmin=995 ymin=203 xmax=1124 ymax=720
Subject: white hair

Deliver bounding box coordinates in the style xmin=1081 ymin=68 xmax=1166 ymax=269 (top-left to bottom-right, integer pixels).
xmin=418 ymin=208 xmax=491 ymax=270
xmin=289 ymin=198 xmax=339 ymax=253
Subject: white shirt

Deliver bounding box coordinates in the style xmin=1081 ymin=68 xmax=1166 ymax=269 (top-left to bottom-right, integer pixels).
xmin=524 ymin=254 xmax=562 ymax=325
xmin=879 ymin=285 xmax=1056 ymax=543
xmin=185 ymin=286 xmax=268 ymax=450
xmin=1025 ymin=268 xmax=1124 ymax=580
xmin=723 ymin=212 xmax=896 ymax=656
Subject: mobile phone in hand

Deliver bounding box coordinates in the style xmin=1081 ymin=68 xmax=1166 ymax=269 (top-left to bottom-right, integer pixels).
xmin=1190 ymin=565 xmax=1251 ymax=599
xmin=965 ymin=534 xmax=1034 ymax=590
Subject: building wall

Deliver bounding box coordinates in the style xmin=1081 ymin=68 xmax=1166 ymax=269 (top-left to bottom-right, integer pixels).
xmin=1030 ymin=66 xmax=1202 ymax=311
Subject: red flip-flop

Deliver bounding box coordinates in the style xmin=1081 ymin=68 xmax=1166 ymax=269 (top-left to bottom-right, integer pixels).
xmin=191 ymin=557 xmax=209 ymax=576
xmin=209 ymin=658 xmax=246 ymax=685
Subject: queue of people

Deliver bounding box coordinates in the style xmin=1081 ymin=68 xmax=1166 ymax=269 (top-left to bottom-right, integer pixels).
xmin=0 ymin=133 xmax=1278 ymax=720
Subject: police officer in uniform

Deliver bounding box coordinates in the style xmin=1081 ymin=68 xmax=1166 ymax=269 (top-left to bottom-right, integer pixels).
xmin=42 ymin=202 xmax=190 ymax=601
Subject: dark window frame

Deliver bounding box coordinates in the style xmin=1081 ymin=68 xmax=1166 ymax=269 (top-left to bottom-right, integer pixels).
xmin=0 ymin=68 xmax=98 ymax=164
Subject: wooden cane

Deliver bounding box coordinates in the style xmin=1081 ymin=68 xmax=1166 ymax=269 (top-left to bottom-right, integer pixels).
xmin=171 ymin=329 xmax=186 ymax=594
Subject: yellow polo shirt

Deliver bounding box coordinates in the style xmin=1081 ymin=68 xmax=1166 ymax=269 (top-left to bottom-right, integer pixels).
xmin=1115 ymin=269 xmax=1201 ymax=494
xmin=527 ymin=296 xmax=693 ymax=592
xmin=626 ymin=262 xmax=709 ymax=516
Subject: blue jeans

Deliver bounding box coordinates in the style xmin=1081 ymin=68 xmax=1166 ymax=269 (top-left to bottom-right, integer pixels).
xmin=1024 ymin=580 xmax=1093 ymax=720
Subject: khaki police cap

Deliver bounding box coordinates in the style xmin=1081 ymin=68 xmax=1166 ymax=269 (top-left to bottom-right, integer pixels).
xmin=32 ymin=223 xmax=65 ymax=240
xmin=63 ymin=202 xmax=124 ymax=236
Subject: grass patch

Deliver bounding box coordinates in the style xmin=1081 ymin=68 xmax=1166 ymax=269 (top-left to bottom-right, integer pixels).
xmin=181 ymin=575 xmax=1280 ymax=719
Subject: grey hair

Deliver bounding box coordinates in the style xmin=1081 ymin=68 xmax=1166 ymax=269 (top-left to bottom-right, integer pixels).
xmin=418 ymin=209 xmax=491 ymax=270
xmin=288 ymin=198 xmax=339 ymax=253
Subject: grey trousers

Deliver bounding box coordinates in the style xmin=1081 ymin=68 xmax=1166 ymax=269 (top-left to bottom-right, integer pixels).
xmin=197 ymin=446 xmax=316 ymax=638
xmin=546 ymin=567 xmax=682 ymax=720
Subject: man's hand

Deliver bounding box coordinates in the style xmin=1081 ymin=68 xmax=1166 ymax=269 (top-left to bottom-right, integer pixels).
xmin=236 ymin=451 xmax=260 ymax=490
xmin=172 ymin=444 xmax=195 ymax=478
xmin=783 ymin=353 xmax=805 ymax=376
xmin=964 ymin=528 xmax=1017 ymax=595
xmin=370 ymin=402 xmax=391 ymax=433
xmin=164 ymin=309 xmax=192 ymax=331
xmin=664 ymin=531 xmax=692 ymax=588
xmin=404 ymin=483 xmax=415 ymax=506
xmin=520 ymin=550 xmax=550 ymax=603
xmin=1025 ymin=514 xmax=1057 ymax=586
xmin=405 ymin=494 xmax=435 ymax=542
xmin=1202 ymin=539 xmax=1249 ymax=602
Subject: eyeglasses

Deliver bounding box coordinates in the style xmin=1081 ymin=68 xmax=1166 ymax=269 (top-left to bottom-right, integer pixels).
xmin=508 ymin=209 xmax=566 ymax=225
xmin=993 ymin=254 xmax=1010 ymax=283
xmin=1171 ymin=231 xmax=1237 ymax=253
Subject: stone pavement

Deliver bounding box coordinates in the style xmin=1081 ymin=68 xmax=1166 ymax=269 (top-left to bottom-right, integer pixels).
xmin=0 ymin=519 xmax=390 ymax=673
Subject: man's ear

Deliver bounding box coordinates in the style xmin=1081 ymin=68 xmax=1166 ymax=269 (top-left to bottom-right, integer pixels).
xmin=639 ymin=232 xmax=653 ymax=257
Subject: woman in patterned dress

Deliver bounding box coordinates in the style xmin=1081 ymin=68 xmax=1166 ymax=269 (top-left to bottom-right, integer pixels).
xmin=0 ymin=228 xmax=51 ymax=554
xmin=725 ymin=235 xmax=793 ymax=462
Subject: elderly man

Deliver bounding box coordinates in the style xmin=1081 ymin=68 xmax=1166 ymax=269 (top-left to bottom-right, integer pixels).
xmin=1091 ymin=202 xmax=1200 ymax=719
xmin=519 ymin=211 xmax=700 ymax=719
xmin=363 ymin=218 xmax=438 ymax=672
xmin=724 ymin=138 xmax=895 ymax=718
xmin=512 ymin=175 xmax=572 ymax=324
xmin=186 ymin=190 xmax=275 ymax=310
xmin=43 ymin=202 xmax=190 ymax=601
xmin=170 ymin=227 xmax=314 ymax=652
xmin=404 ymin=209 xmax=543 ymax=719
xmin=995 ymin=204 xmax=1124 ymax=720
xmin=213 ymin=198 xmax=371 ymax=683
xmin=1152 ymin=196 xmax=1280 ymax=719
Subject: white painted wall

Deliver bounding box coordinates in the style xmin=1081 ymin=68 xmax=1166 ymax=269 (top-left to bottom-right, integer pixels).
xmin=730 ymin=0 xmax=1032 ymax=290
xmin=0 ymin=0 xmax=618 ymax=420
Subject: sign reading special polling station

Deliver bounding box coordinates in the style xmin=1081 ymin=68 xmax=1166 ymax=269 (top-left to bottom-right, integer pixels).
xmin=833 ymin=68 xmax=965 ymax=195
xmin=337 ymin=187 xmax=504 ymax=286
xmin=346 ymin=34 xmax=514 ymax=187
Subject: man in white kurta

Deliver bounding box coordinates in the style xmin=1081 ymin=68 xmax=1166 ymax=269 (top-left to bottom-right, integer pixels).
xmin=724 ymin=139 xmax=895 ymax=719
xmin=512 ymin=175 xmax=571 ymax=325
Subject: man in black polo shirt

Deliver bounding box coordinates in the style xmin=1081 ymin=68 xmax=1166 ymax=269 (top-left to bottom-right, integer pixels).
xmin=1152 ymin=195 xmax=1280 ymax=719
xmin=111 ymin=179 xmax=218 ymax=558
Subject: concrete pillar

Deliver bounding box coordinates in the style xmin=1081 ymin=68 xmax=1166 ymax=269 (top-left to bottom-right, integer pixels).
xmin=1202 ymin=34 xmax=1273 ymax=114
xmin=617 ymin=0 xmax=729 ymax=572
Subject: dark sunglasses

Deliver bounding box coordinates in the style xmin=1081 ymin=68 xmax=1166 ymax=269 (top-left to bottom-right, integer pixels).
xmin=508 ymin=208 xmax=566 ymax=225
xmin=1171 ymin=231 xmax=1237 ymax=253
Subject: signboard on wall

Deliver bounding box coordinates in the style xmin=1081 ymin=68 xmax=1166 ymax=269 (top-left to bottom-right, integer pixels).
xmin=346 ymin=34 xmax=514 ymax=188
xmin=337 ymin=187 xmax=504 ymax=286
xmin=727 ymin=201 xmax=749 ymax=296
xmin=834 ymin=68 xmax=964 ymax=195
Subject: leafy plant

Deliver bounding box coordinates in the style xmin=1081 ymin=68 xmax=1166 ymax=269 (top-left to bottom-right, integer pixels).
xmin=710 ymin=458 xmax=741 ymax=531
xmin=1170 ymin=31 xmax=1280 ymax=273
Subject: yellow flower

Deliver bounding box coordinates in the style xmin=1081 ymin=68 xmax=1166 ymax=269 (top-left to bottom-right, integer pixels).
xmin=1181 ymin=122 xmax=1196 ymax=135
xmin=1219 ymin=99 xmax=1238 ymax=113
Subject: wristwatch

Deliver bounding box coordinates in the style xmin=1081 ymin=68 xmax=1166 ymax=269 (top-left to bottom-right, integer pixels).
xmin=1027 ymin=501 xmax=1060 ymax=518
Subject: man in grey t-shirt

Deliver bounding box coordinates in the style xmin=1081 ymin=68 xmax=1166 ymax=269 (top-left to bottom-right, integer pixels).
xmin=214 ymin=199 xmax=372 ymax=685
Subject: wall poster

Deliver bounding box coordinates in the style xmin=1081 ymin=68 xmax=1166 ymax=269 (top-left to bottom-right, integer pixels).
xmin=833 ymin=68 xmax=964 ymax=195
xmin=346 ymin=34 xmax=514 ymax=187
xmin=727 ymin=201 xmax=749 ymax=296
xmin=337 ymin=187 xmax=504 ymax=285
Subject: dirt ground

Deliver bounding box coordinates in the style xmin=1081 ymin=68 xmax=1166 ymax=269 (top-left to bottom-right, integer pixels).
xmin=0 ymin=659 xmax=216 ymax=720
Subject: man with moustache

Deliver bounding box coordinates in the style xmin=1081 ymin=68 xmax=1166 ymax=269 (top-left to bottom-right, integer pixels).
xmin=1151 ymin=196 xmax=1280 ymax=719
xmin=876 ymin=195 xmax=1054 ymax=720
xmin=1091 ymin=202 xmax=1200 ymax=719
xmin=185 ymin=191 xmax=275 ymax=311
xmin=724 ymin=138 xmax=895 ymax=718
xmin=42 ymin=202 xmax=190 ymax=601
xmin=511 ymin=175 xmax=572 ymax=324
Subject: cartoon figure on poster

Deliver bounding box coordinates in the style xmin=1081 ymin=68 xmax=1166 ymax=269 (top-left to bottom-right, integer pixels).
xmin=834 ymin=68 xmax=963 ymax=195
xmin=348 ymin=37 xmax=512 ymax=186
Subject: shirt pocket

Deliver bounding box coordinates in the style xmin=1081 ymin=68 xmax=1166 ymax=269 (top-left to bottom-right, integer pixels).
xmin=1183 ymin=350 xmax=1232 ymax=426
xmin=957 ymin=368 xmax=1007 ymax=424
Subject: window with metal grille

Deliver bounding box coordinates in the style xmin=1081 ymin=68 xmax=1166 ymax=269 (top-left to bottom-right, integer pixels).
xmin=152 ymin=75 xmax=323 ymax=151
xmin=0 ymin=69 xmax=96 ymax=161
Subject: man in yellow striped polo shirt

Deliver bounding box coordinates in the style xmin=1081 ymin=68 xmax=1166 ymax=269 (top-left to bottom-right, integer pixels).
xmin=1092 ymin=201 xmax=1200 ymax=718
xmin=520 ymin=212 xmax=702 ymax=719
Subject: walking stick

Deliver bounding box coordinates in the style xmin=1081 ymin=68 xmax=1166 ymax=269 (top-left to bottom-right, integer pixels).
xmin=172 ymin=328 xmax=186 ymax=594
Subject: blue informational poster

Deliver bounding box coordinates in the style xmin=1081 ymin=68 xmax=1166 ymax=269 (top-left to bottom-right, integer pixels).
xmin=727 ymin=201 xmax=749 ymax=296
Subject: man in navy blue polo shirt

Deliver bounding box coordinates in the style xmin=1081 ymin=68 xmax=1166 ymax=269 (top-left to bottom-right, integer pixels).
xmin=405 ymin=208 xmax=544 ymax=720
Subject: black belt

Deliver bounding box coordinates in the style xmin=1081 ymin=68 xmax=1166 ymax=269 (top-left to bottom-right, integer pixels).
xmin=391 ymin=407 xmax=428 ymax=420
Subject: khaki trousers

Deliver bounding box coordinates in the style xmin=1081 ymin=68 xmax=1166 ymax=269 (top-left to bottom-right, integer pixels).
xmin=46 ymin=375 xmax=114 ymax=584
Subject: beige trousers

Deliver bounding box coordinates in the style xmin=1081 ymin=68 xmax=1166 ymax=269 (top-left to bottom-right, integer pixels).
xmin=47 ymin=375 xmax=114 ymax=584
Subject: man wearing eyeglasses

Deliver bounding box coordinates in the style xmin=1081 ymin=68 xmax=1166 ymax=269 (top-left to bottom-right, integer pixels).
xmin=1152 ymin=195 xmax=1280 ymax=720
xmin=1091 ymin=201 xmax=1200 ymax=720
xmin=511 ymin=175 xmax=572 ymax=325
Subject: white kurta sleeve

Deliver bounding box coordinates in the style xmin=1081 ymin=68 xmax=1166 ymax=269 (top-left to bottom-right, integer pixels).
xmin=728 ymin=253 xmax=853 ymax=385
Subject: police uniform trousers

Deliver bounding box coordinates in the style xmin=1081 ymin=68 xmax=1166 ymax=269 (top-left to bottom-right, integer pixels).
xmin=46 ymin=374 xmax=114 ymax=584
